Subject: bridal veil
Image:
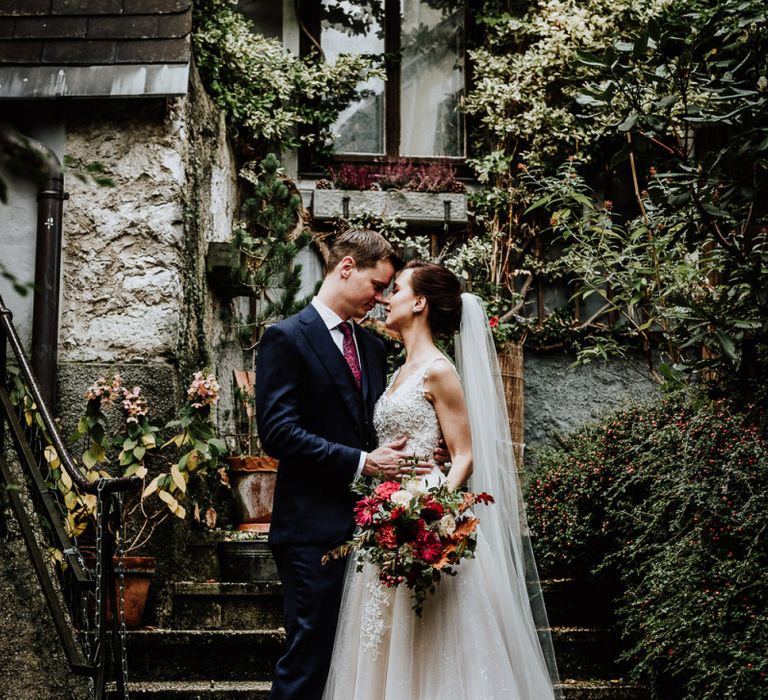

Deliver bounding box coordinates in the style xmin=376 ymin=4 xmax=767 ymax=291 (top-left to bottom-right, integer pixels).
xmin=456 ymin=293 xmax=563 ymax=698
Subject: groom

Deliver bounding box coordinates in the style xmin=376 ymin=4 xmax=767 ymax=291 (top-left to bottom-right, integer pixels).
xmin=255 ymin=229 xmax=412 ymax=700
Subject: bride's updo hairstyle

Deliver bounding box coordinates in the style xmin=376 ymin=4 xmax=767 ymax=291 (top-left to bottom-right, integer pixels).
xmin=405 ymin=260 xmax=462 ymax=336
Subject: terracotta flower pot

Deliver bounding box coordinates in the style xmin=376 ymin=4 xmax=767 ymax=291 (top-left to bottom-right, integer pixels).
xmin=113 ymin=555 xmax=156 ymax=629
xmin=227 ymin=455 xmax=278 ymax=532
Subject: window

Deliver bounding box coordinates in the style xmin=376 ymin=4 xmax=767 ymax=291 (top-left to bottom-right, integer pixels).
xmin=302 ymin=0 xmax=466 ymax=162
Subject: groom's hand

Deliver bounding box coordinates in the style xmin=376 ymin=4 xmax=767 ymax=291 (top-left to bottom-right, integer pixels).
xmin=362 ymin=437 xmax=409 ymax=479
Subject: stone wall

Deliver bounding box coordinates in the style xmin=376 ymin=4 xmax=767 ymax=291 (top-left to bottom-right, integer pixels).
xmin=523 ymin=350 xmax=660 ymax=464
xmin=55 ymin=63 xmax=243 ymax=617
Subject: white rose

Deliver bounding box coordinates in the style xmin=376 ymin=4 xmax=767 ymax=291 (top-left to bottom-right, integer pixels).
xmin=390 ymin=490 xmax=414 ymax=507
xmin=404 ymin=479 xmax=428 ymax=499
xmin=437 ymin=514 xmax=456 ymax=536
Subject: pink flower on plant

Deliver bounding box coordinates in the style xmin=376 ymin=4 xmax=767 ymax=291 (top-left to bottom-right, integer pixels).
xmin=187 ymin=371 xmax=221 ymax=409
xmin=121 ymin=386 xmax=148 ymax=424
xmin=85 ymin=373 xmax=123 ymax=407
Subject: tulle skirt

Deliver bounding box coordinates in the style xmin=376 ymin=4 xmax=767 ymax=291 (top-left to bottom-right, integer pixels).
xmin=322 ymin=531 xmax=555 ymax=700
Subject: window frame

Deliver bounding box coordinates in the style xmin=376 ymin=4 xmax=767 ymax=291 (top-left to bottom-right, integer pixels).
xmin=298 ymin=0 xmax=471 ymax=176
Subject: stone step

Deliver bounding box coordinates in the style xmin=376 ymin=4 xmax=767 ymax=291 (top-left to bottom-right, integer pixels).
xmin=109 ymin=679 xmax=647 ymax=700
xmin=558 ymin=678 xmax=649 ymax=699
xmin=551 ymin=627 xmax=630 ymax=680
xmin=125 ymin=629 xmax=284 ymax=682
xmin=107 ymin=680 xmax=271 ymax=699
xmin=216 ymin=538 xmax=279 ymax=583
xmin=171 ymin=581 xmax=283 ymax=630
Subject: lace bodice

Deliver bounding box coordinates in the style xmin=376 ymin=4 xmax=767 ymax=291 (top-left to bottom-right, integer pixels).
xmin=373 ymin=356 xmax=452 ymax=464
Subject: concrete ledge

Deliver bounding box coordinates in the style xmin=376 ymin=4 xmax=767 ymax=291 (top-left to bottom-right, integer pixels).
xmin=312 ymin=189 xmax=467 ymax=224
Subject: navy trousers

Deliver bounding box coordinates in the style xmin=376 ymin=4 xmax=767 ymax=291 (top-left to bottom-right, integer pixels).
xmin=269 ymin=543 xmax=348 ymax=700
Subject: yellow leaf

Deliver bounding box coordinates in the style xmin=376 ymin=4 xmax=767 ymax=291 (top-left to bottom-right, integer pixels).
xmin=186 ymin=450 xmax=200 ymax=472
xmin=162 ymin=433 xmax=187 ymax=449
xmin=143 ymin=475 xmax=162 ymax=499
xmin=82 ymin=493 xmax=97 ymax=513
xmin=44 ymin=445 xmax=61 ymax=469
xmin=170 ymin=464 xmax=187 ymax=493
xmin=59 ymin=467 xmax=73 ymax=490
xmin=158 ymin=490 xmax=185 ymax=518
xmin=134 ymin=465 xmax=148 ymax=479
xmin=158 ymin=489 xmax=177 ymax=508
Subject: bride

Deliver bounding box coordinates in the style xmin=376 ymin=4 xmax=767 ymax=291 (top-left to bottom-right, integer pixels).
xmin=322 ymin=260 xmax=561 ymax=699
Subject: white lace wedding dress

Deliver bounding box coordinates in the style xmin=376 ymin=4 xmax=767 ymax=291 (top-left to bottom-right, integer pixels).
xmin=322 ymin=356 xmax=556 ymax=700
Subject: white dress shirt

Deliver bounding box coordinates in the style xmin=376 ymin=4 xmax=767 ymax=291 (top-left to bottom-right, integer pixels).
xmin=311 ymin=298 xmax=367 ymax=478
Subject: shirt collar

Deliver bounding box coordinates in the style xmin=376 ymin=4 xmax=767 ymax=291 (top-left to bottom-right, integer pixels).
xmin=311 ymin=297 xmax=350 ymax=331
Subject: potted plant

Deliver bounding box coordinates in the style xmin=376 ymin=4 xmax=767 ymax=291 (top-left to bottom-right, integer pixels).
xmin=63 ymin=370 xmax=227 ymax=627
xmin=226 ymin=369 xmax=278 ymax=534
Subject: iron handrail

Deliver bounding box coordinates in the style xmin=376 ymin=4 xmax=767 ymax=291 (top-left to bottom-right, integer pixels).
xmin=0 ymin=294 xmax=138 ymax=495
xmin=0 ymin=290 xmax=140 ymax=696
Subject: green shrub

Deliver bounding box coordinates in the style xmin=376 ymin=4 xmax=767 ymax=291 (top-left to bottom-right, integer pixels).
xmin=526 ymin=395 xmax=768 ymax=697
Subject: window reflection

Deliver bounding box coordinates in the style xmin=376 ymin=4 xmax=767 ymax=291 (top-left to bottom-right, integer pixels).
xmin=400 ymin=0 xmax=464 ymax=157
xmin=321 ymin=0 xmax=386 ymax=155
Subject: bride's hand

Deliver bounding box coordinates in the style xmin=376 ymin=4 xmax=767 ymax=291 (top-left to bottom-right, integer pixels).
xmin=362 ymin=436 xmax=409 ymax=479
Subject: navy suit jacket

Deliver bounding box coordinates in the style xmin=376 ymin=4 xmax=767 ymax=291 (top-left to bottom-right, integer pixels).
xmin=255 ymin=304 xmax=387 ymax=546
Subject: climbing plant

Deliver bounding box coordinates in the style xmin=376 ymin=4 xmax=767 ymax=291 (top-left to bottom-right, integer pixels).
xmin=192 ymin=0 xmax=383 ymax=157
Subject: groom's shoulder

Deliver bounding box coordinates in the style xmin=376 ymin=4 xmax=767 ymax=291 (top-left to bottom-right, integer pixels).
xmin=264 ymin=304 xmax=315 ymax=337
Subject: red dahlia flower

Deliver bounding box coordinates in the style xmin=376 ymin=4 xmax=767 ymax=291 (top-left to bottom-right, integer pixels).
xmin=414 ymin=529 xmax=443 ymax=563
xmin=353 ymin=495 xmax=381 ymax=526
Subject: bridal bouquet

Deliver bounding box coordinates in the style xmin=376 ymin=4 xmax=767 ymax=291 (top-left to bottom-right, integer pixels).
xmin=324 ymin=476 xmax=494 ymax=615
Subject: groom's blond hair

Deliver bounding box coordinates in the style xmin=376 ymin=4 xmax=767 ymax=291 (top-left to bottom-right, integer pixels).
xmin=326 ymin=228 xmax=397 ymax=273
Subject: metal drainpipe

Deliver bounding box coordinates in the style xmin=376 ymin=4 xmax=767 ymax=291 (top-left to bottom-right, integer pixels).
xmin=33 ymin=166 xmax=67 ymax=410
xmin=1 ymin=125 xmax=68 ymax=409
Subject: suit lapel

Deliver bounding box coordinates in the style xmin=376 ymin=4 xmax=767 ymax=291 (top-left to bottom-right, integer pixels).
xmin=298 ymin=306 xmax=362 ymax=422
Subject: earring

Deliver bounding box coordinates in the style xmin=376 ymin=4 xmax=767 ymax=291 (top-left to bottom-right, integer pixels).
xmin=412 ymin=307 xmax=418 ymax=313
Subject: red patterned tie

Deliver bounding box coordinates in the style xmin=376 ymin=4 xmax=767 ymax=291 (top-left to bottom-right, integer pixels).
xmin=338 ymin=322 xmax=362 ymax=389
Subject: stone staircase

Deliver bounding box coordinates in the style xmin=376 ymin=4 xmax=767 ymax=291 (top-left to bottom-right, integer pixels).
xmin=107 ymin=536 xmax=283 ymax=699
xmin=109 ymin=537 xmax=648 ymax=699
xmin=545 ymin=577 xmax=649 ymax=699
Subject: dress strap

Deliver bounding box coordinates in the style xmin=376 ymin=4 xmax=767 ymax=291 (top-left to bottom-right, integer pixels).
xmin=419 ymin=355 xmax=455 ymax=382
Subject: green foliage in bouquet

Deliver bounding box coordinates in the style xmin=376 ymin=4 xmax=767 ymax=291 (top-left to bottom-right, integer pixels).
xmin=525 ymin=395 xmax=768 ymax=697
xmin=325 ymin=475 xmax=494 ymax=615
